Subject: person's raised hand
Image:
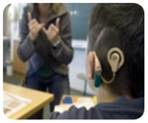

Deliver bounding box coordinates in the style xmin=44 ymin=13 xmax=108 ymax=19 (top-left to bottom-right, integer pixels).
xmin=28 ymin=12 xmax=44 ymax=41
xmin=43 ymin=18 xmax=60 ymax=44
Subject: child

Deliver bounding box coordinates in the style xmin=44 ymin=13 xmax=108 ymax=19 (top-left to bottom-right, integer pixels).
xmin=49 ymin=3 xmax=144 ymax=119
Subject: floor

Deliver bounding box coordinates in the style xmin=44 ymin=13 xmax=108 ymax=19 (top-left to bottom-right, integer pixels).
xmin=3 ymin=70 xmax=92 ymax=119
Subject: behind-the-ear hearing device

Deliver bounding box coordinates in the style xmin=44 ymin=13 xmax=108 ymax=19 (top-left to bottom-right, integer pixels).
xmin=94 ymin=71 xmax=101 ymax=87
xmin=108 ymin=53 xmax=120 ymax=73
xmin=93 ymin=52 xmax=102 ymax=87
xmin=93 ymin=47 xmax=124 ymax=88
xmin=107 ymin=48 xmax=124 ymax=73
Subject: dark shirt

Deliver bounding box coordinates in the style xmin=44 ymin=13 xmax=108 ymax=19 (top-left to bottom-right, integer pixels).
xmin=49 ymin=96 xmax=144 ymax=119
xmin=35 ymin=62 xmax=55 ymax=78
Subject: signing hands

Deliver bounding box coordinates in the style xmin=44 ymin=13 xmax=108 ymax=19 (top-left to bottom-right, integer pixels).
xmin=28 ymin=12 xmax=60 ymax=44
xmin=28 ymin=12 xmax=44 ymax=41
xmin=43 ymin=18 xmax=60 ymax=44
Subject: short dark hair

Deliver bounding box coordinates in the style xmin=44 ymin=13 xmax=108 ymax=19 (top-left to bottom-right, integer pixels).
xmin=88 ymin=3 xmax=144 ymax=98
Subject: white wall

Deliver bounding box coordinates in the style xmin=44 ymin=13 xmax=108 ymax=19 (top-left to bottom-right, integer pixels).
xmin=69 ymin=40 xmax=94 ymax=95
xmin=3 ymin=4 xmax=11 ymax=36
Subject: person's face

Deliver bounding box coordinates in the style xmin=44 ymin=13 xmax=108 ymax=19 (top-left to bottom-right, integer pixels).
xmin=38 ymin=3 xmax=50 ymax=7
xmin=37 ymin=3 xmax=51 ymax=10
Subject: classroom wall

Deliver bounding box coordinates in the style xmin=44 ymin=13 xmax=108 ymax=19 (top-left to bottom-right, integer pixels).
xmin=65 ymin=3 xmax=95 ymax=95
xmin=69 ymin=41 xmax=94 ymax=95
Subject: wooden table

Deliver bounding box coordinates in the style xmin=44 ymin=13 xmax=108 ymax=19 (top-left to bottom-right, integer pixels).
xmin=3 ymin=82 xmax=54 ymax=119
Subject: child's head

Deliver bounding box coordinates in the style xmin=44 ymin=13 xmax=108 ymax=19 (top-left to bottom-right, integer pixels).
xmin=86 ymin=3 xmax=144 ymax=99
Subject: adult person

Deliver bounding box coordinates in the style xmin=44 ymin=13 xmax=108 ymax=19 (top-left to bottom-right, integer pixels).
xmin=17 ymin=3 xmax=73 ymax=119
xmin=48 ymin=3 xmax=144 ymax=119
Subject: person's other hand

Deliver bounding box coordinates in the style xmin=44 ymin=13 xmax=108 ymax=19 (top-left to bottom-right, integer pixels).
xmin=28 ymin=12 xmax=44 ymax=41
xmin=43 ymin=18 xmax=60 ymax=44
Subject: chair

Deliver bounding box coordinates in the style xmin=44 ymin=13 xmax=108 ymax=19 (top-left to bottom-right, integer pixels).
xmin=18 ymin=76 xmax=26 ymax=87
xmin=77 ymin=73 xmax=87 ymax=96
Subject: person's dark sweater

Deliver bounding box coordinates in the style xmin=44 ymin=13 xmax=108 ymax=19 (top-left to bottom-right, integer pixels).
xmin=49 ymin=96 xmax=144 ymax=119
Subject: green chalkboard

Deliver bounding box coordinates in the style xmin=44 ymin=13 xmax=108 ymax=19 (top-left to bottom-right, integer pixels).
xmin=65 ymin=3 xmax=96 ymax=40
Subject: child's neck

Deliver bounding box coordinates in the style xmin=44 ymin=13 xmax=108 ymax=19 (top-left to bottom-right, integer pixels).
xmin=95 ymin=85 xmax=118 ymax=104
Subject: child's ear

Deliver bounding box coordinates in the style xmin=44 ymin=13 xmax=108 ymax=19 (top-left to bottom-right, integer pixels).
xmin=87 ymin=52 xmax=95 ymax=80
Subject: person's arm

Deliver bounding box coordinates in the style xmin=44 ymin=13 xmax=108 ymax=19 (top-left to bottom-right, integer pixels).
xmin=17 ymin=7 xmax=44 ymax=62
xmin=17 ymin=7 xmax=35 ymax=62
